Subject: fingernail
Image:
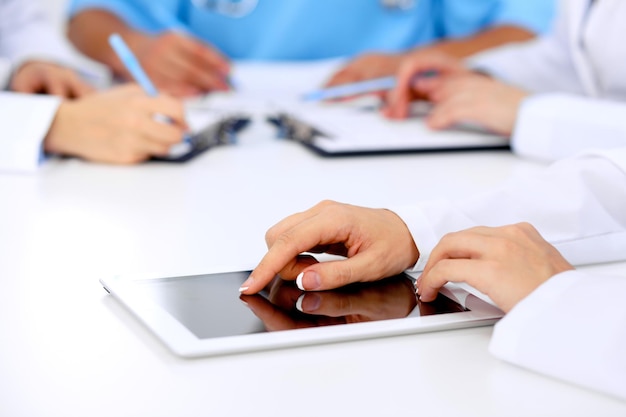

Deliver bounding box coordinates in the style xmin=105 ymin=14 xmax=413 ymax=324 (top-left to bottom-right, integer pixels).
xmin=295 ymin=294 xmax=305 ymax=312
xmin=239 ymin=275 xmax=255 ymax=293
xmin=296 ymin=293 xmax=322 ymax=313
xmin=302 ymin=293 xmax=321 ymax=312
xmin=296 ymin=271 xmax=321 ymax=291
xmin=296 ymin=272 xmax=305 ymax=291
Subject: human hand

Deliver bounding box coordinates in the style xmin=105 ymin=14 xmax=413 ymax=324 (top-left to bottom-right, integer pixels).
xmin=240 ymin=274 xmax=417 ymax=331
xmin=44 ymin=84 xmax=187 ymax=164
xmin=125 ymin=32 xmax=231 ymax=97
xmin=239 ymin=200 xmax=420 ymax=294
xmin=414 ymin=73 xmax=529 ymax=136
xmin=323 ymin=52 xmax=404 ymax=91
xmin=10 ymin=61 xmax=95 ymax=98
xmin=383 ymin=50 xmax=468 ymax=119
xmin=416 ymin=223 xmax=574 ymax=313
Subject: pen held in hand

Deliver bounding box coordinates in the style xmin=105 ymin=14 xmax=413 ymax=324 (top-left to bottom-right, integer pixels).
xmin=108 ymin=33 xmax=191 ymax=148
xmin=302 ymin=76 xmax=397 ymax=102
xmin=302 ymin=71 xmax=438 ymax=103
xmin=108 ymin=33 xmax=159 ymax=96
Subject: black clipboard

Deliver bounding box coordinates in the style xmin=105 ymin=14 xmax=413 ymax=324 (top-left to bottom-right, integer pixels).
xmin=266 ymin=112 xmax=510 ymax=157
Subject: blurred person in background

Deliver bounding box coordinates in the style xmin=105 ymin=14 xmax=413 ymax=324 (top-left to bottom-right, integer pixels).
xmin=66 ymin=0 xmax=555 ymax=97
xmin=384 ymin=0 xmax=626 ymax=162
xmin=0 ymin=0 xmax=187 ymax=172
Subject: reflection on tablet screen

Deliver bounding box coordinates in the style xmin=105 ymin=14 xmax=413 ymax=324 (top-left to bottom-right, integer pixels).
xmin=136 ymin=272 xmax=468 ymax=340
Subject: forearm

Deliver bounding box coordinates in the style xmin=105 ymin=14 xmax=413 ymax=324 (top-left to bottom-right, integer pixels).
xmin=412 ymin=25 xmax=535 ymax=59
xmin=68 ymin=10 xmax=146 ymax=76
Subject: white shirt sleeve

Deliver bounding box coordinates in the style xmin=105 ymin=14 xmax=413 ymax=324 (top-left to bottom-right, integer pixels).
xmin=467 ymin=0 xmax=585 ymax=95
xmin=0 ymin=92 xmax=61 ymax=173
xmin=489 ymin=270 xmax=626 ymax=401
xmin=391 ymin=149 xmax=626 ymax=271
xmin=0 ymin=57 xmax=11 ymax=89
xmin=0 ymin=0 xmax=82 ymax=86
xmin=511 ymin=94 xmax=626 ymax=162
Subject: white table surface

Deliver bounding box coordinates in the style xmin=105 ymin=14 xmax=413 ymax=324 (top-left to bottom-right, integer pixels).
xmin=2 ymin=59 xmax=626 ymax=415
xmin=1 ymin=121 xmax=625 ymax=416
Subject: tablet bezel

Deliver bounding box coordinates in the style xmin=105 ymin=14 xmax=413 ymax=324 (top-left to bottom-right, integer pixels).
xmin=100 ymin=272 xmax=504 ymax=358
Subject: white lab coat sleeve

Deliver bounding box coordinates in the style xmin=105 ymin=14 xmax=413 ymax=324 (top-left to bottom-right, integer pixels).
xmin=511 ymin=94 xmax=626 ymax=162
xmin=0 ymin=92 xmax=61 ymax=173
xmin=390 ymin=148 xmax=626 ymax=271
xmin=466 ymin=0 xmax=585 ymax=95
xmin=489 ymin=269 xmax=626 ymax=401
xmin=0 ymin=0 xmax=80 ymax=76
xmin=0 ymin=58 xmax=11 ymax=90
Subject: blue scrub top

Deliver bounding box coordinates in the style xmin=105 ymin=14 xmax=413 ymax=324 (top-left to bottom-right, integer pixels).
xmin=68 ymin=0 xmax=555 ymax=61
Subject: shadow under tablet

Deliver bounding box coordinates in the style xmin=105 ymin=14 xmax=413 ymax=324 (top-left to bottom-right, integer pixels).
xmin=132 ymin=271 xmax=469 ymax=340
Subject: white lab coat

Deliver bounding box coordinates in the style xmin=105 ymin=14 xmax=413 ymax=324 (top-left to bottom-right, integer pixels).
xmin=489 ymin=269 xmax=626 ymax=402
xmin=392 ymin=148 xmax=626 ymax=400
xmin=469 ymin=0 xmax=626 ymax=162
xmin=0 ymin=0 xmax=79 ymax=173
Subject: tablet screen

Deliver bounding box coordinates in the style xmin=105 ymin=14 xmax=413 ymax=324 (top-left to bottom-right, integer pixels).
xmin=132 ymin=271 xmax=469 ymax=340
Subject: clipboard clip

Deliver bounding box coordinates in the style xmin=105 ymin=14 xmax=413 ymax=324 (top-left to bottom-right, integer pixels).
xmin=152 ymin=113 xmax=251 ymax=163
xmin=266 ymin=113 xmax=332 ymax=144
xmin=189 ymin=113 xmax=251 ymax=149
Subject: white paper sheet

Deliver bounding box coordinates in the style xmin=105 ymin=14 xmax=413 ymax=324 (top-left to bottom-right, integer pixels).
xmin=184 ymin=60 xmax=509 ymax=155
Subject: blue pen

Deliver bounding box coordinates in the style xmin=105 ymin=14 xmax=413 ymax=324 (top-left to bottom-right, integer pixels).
xmin=302 ymin=76 xmax=397 ymax=102
xmin=108 ymin=33 xmax=159 ymax=96
xmin=108 ymin=33 xmax=176 ymax=123
xmin=302 ymin=71 xmax=438 ymax=102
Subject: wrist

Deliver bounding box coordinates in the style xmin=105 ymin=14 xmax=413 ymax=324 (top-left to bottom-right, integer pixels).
xmin=44 ymin=101 xmax=73 ymax=155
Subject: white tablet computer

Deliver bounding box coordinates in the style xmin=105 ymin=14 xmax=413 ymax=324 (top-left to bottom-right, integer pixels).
xmin=100 ymin=271 xmax=503 ymax=358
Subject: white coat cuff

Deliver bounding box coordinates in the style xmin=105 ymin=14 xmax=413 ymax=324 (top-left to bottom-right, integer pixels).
xmin=387 ymin=204 xmax=441 ymax=272
xmin=0 ymin=93 xmax=60 ymax=173
xmin=510 ymin=94 xmax=555 ymax=161
xmin=488 ymin=270 xmax=583 ymax=360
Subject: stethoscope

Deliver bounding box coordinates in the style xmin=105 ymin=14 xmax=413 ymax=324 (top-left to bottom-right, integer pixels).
xmin=191 ymin=0 xmax=417 ymax=18
xmin=191 ymin=0 xmax=259 ymax=18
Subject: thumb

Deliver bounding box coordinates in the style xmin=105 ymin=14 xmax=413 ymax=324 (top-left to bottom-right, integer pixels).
xmin=295 ymin=253 xmax=387 ymax=291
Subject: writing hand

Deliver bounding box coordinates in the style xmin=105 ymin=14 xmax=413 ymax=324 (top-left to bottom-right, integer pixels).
xmin=383 ymin=50 xmax=467 ymax=119
xmin=415 ymin=73 xmax=528 ymax=136
xmin=125 ymin=32 xmax=231 ymax=97
xmin=45 ymin=84 xmax=187 ymax=164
